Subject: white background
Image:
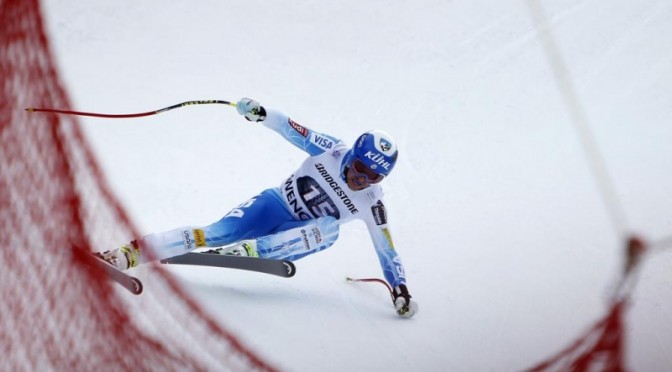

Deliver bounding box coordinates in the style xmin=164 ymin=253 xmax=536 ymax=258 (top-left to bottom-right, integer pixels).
xmin=43 ymin=1 xmax=671 ymax=370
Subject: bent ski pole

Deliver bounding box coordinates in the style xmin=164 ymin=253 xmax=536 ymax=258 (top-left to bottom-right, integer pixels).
xmin=346 ymin=277 xmax=393 ymax=298
xmin=25 ymin=100 xmax=237 ymax=119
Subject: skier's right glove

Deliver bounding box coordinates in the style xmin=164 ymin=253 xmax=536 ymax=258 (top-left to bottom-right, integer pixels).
xmin=236 ymin=97 xmax=266 ymax=122
xmin=392 ymin=284 xmax=418 ymax=319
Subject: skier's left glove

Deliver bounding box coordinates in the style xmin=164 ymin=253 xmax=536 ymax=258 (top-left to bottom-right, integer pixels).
xmin=236 ymin=97 xmax=266 ymax=122
xmin=392 ymin=284 xmax=418 ymax=319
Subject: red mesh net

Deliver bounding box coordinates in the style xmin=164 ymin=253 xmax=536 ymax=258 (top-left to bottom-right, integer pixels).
xmin=526 ymin=238 xmax=647 ymax=372
xmin=1 ymin=1 xmax=277 ymax=370
xmin=526 ymin=299 xmax=627 ymax=372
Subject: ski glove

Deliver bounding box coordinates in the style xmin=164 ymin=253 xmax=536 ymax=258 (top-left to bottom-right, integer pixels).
xmin=392 ymin=284 xmax=418 ymax=319
xmin=236 ymin=97 xmax=266 ymax=122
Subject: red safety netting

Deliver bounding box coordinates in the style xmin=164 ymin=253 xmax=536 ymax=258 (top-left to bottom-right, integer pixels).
xmin=526 ymin=237 xmax=647 ymax=372
xmin=0 ymin=1 xmax=277 ymax=370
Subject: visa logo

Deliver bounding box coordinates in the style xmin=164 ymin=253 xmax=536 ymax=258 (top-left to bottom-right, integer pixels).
xmin=313 ymin=134 xmax=333 ymax=149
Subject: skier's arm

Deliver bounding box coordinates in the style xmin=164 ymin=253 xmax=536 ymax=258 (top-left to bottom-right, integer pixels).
xmin=365 ymin=200 xmax=418 ymax=318
xmin=236 ymin=97 xmax=340 ymax=156
xmin=366 ymin=201 xmax=406 ymax=287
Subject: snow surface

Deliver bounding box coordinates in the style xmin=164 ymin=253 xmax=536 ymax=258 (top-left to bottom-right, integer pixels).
xmin=42 ymin=1 xmax=672 ymax=370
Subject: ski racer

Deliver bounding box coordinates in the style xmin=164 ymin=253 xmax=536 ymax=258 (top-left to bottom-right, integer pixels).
xmin=98 ymin=98 xmax=418 ymax=318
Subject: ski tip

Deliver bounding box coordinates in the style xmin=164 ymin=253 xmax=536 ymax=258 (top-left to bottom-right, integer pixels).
xmin=283 ymin=261 xmax=296 ymax=278
xmin=131 ymin=277 xmax=143 ymax=295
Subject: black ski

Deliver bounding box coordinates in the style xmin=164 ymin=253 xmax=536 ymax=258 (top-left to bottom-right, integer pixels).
xmin=160 ymin=253 xmax=296 ymax=278
xmin=89 ymin=254 xmax=143 ymax=295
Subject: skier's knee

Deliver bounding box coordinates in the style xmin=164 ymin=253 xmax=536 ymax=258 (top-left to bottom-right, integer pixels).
xmin=287 ymin=216 xmax=339 ymax=260
xmin=257 ymin=216 xmax=340 ymax=260
xmin=310 ymin=216 xmax=339 ymax=251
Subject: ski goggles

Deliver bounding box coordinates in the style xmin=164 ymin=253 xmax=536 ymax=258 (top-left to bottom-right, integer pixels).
xmin=351 ymin=158 xmax=385 ymax=186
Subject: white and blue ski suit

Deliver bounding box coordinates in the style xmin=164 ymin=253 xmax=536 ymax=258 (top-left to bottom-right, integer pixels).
xmin=139 ymin=108 xmax=407 ymax=289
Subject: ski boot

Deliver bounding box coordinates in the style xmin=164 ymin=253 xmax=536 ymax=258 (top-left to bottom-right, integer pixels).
xmin=203 ymin=240 xmax=258 ymax=257
xmin=94 ymin=242 xmax=140 ymax=270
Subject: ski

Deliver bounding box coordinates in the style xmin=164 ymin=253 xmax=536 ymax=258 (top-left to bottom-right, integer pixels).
xmin=160 ymin=253 xmax=296 ymax=278
xmin=88 ymin=254 xmax=143 ymax=295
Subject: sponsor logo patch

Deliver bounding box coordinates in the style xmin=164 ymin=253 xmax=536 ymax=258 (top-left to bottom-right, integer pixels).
xmin=312 ymin=134 xmax=334 ymax=149
xmin=379 ymin=138 xmax=392 ymax=152
xmin=382 ymin=228 xmax=395 ymax=250
xmin=182 ymin=230 xmax=194 ymax=251
xmin=193 ymin=228 xmax=206 ymax=247
xmin=312 ymin=227 xmax=322 ymax=244
xmin=288 ymin=118 xmax=308 ymax=137
xmin=300 ymin=229 xmax=311 ymax=250
xmin=364 ymin=151 xmax=391 ymax=171
xmin=371 ymin=201 xmax=387 ymax=226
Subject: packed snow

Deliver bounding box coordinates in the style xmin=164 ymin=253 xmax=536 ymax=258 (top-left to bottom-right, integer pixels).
xmin=43 ymin=1 xmax=672 ymax=370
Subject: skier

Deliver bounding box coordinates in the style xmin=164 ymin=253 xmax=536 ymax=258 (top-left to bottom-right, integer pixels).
xmin=98 ymin=98 xmax=418 ymax=318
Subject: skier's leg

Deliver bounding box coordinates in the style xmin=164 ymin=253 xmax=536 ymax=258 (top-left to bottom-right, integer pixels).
xmin=200 ymin=188 xmax=294 ymax=246
xmin=104 ymin=188 xmax=294 ymax=269
xmin=254 ymin=216 xmax=340 ymax=261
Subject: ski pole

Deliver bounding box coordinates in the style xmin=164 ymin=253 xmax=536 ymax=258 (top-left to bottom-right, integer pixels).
xmin=346 ymin=277 xmax=393 ymax=298
xmin=25 ymin=100 xmax=236 ymax=119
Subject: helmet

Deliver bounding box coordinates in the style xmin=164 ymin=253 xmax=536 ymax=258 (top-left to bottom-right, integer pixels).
xmin=342 ymin=130 xmax=398 ymax=177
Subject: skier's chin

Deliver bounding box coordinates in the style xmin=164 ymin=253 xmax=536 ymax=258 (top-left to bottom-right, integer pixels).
xmin=346 ymin=179 xmax=369 ymax=191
